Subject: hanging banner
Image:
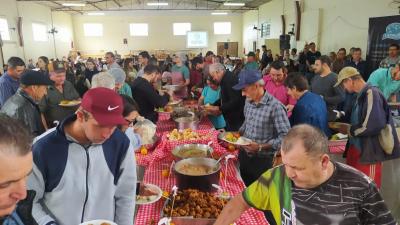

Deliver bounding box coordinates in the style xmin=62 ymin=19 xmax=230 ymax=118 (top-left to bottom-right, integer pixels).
xmin=366 ymin=15 xmax=400 ymax=75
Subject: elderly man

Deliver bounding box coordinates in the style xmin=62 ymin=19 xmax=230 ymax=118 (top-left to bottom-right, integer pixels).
xmin=232 ymin=69 xmax=290 ymax=187
xmin=311 ymin=55 xmax=344 ymax=121
xmin=380 ymin=43 xmax=400 ymax=68
xmin=334 ymin=67 xmax=400 ymax=188
xmin=105 ymin=51 xmax=120 ymax=70
xmin=91 ymin=72 xmax=115 ymax=89
xmin=1 ymin=70 xmax=53 ymax=137
xmin=0 ymin=115 xmax=36 ymax=225
xmin=206 ymin=63 xmax=245 ymax=131
xmin=109 ymin=67 xmax=132 ymax=97
xmin=39 ymin=61 xmax=80 ymax=128
xmin=0 ymin=57 xmax=25 ymax=107
xmin=263 ymin=61 xmax=296 ymax=114
xmin=368 ymin=62 xmax=400 ymax=101
xmin=131 ymin=64 xmax=170 ymax=123
xmin=215 ymin=124 xmax=397 ymax=225
xmin=28 ymin=88 xmax=137 ymax=225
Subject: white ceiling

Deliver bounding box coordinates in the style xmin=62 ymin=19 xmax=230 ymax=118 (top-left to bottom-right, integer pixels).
xmin=16 ymin=0 xmax=272 ymax=14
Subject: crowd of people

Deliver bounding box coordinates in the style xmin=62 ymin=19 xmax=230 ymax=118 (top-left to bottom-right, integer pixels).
xmin=0 ymin=42 xmax=399 ymax=225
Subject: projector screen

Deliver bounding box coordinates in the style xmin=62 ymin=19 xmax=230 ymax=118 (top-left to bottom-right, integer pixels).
xmin=186 ymin=31 xmax=208 ymax=48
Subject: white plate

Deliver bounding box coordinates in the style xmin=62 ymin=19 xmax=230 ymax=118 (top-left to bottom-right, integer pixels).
xmin=222 ymin=134 xmax=252 ymax=146
xmin=79 ymin=219 xmax=117 ymax=225
xmin=167 ymin=99 xmax=183 ymax=106
xmin=59 ymin=100 xmax=81 ymax=107
xmin=136 ymin=183 xmax=162 ymax=205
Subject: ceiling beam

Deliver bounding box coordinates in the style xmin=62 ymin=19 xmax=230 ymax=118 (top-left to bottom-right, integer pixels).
xmin=87 ymin=1 xmax=102 ymax=10
xmin=52 ymin=7 xmax=255 ymax=11
xmin=49 ymin=1 xmax=83 ymax=14
xmin=112 ymin=0 xmax=122 ymax=7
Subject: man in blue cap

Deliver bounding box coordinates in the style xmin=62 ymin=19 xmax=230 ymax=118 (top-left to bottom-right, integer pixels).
xmin=1 ymin=70 xmax=53 ymax=136
xmin=233 ymin=68 xmax=290 ymax=225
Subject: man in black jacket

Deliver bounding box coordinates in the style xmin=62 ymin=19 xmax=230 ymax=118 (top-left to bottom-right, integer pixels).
xmin=0 ymin=115 xmax=37 ymax=225
xmin=1 ymin=70 xmax=53 ymax=137
xmin=131 ymin=64 xmax=170 ymax=123
xmin=206 ymin=63 xmax=245 ymax=131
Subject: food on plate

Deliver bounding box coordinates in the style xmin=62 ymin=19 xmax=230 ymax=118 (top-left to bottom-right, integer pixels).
xmin=176 ymin=163 xmax=216 ymax=176
xmin=167 ymin=129 xmax=202 ymax=141
xmin=227 ymin=144 xmax=236 ymax=151
xmin=136 ymin=184 xmax=161 ymax=204
xmin=133 ymin=118 xmax=156 ymax=145
xmin=59 ymin=100 xmax=81 ymax=106
xmin=224 ymin=132 xmax=241 ymax=143
xmin=157 ymin=106 xmax=173 ymax=113
xmin=163 ymin=189 xmax=228 ymax=218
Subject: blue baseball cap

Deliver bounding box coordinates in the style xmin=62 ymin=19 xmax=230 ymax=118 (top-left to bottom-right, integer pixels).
xmin=232 ymin=69 xmax=262 ymax=90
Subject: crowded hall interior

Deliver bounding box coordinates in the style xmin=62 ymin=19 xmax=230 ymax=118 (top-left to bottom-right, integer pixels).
xmin=1 ymin=0 xmax=400 ymax=224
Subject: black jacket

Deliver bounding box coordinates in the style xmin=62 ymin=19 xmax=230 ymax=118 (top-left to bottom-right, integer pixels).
xmin=212 ymin=70 xmax=245 ymax=131
xmin=0 ymin=190 xmax=37 ymax=225
xmin=131 ymin=77 xmax=170 ymax=123
xmin=0 ymin=89 xmax=45 ymax=137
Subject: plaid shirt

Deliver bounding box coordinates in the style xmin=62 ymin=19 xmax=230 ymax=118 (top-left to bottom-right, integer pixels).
xmin=239 ymin=92 xmax=290 ymax=152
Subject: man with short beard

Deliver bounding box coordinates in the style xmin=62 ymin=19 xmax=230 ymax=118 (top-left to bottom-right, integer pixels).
xmin=131 ymin=64 xmax=170 ymax=123
xmin=0 ymin=57 xmax=26 ymax=107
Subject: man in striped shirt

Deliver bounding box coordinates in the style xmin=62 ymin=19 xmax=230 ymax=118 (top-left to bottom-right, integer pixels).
xmin=215 ymin=125 xmax=397 ymax=225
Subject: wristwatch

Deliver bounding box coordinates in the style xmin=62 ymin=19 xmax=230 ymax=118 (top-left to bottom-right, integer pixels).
xmin=258 ymin=144 xmax=262 ymax=152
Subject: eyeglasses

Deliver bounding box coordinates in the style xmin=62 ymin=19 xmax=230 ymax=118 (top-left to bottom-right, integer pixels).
xmin=125 ymin=118 xmax=137 ymax=127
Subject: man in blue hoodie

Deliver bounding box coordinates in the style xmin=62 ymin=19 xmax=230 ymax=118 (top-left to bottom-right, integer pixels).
xmin=0 ymin=115 xmax=36 ymax=225
xmin=28 ymin=87 xmax=137 ymax=225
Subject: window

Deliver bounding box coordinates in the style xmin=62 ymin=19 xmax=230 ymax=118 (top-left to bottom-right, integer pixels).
xmin=83 ymin=23 xmax=103 ymax=37
xmin=130 ymin=23 xmax=148 ymax=36
xmin=214 ymin=22 xmax=231 ymax=35
xmin=173 ymin=23 xmax=191 ymax=36
xmin=32 ymin=23 xmax=48 ymax=42
xmin=0 ymin=18 xmax=10 ymax=41
xmin=58 ymin=27 xmax=71 ymax=42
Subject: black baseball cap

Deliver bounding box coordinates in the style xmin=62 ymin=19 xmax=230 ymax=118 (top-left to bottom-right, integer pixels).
xmin=247 ymin=51 xmax=256 ymax=57
xmin=21 ymin=70 xmax=53 ymax=86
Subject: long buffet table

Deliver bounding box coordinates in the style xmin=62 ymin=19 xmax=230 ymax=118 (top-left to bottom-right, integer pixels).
xmin=134 ymin=113 xmax=346 ymax=225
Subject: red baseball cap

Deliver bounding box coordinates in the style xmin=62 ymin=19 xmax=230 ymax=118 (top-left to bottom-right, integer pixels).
xmin=81 ymin=87 xmax=127 ymax=126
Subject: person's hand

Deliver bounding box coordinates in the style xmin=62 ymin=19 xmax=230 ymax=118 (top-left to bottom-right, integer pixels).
xmin=242 ymin=142 xmax=259 ymax=153
xmin=205 ymin=105 xmax=221 ymax=116
xmin=286 ymin=104 xmax=294 ymax=112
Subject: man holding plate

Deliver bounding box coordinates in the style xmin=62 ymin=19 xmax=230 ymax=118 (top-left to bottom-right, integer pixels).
xmin=232 ymin=69 xmax=290 ymax=225
xmin=39 ymin=61 xmax=80 ymax=128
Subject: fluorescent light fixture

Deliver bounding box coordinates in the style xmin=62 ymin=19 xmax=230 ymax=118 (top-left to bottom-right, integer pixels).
xmin=223 ymin=2 xmax=245 ymax=6
xmin=147 ymin=2 xmax=168 ymax=6
xmin=211 ymin=12 xmax=228 ymax=15
xmin=87 ymin=12 xmax=105 ymax=16
xmin=62 ymin=2 xmax=86 ymax=7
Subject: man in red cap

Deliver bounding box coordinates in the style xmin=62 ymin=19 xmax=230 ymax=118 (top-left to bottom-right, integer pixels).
xmin=28 ymin=87 xmax=137 ymax=225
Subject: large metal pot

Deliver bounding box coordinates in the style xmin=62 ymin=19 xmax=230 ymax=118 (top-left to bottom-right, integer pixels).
xmin=174 ymin=117 xmax=200 ymax=130
xmin=174 ymin=158 xmax=220 ymax=192
xmin=172 ymin=144 xmax=213 ymax=160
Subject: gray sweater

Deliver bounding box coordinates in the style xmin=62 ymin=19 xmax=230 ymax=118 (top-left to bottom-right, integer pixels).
xmin=310 ymin=72 xmax=344 ymax=121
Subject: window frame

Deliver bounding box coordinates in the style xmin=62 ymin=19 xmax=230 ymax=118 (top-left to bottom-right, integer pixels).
xmin=213 ymin=22 xmax=232 ymax=35
xmin=129 ymin=23 xmax=149 ymax=37
xmin=0 ymin=18 xmax=11 ymax=41
xmin=83 ymin=23 xmax=103 ymax=37
xmin=32 ymin=22 xmax=48 ymax=42
xmin=173 ymin=22 xmax=191 ymax=36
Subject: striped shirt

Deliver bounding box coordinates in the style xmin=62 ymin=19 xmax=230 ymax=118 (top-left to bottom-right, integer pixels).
xmin=243 ymin=162 xmax=397 ymax=225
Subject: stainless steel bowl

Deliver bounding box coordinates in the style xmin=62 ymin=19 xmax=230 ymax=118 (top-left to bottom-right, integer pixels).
xmin=174 ymin=117 xmax=199 ymax=130
xmin=163 ymin=84 xmax=184 ymax=92
xmin=172 ymin=144 xmax=213 ymax=160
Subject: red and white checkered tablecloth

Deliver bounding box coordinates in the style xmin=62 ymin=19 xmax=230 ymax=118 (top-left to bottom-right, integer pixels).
xmin=134 ymin=159 xmax=268 ymax=225
xmin=328 ymin=140 xmax=346 ymax=154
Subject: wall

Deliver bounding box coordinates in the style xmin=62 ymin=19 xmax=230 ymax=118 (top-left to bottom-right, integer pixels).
xmin=242 ymin=0 xmax=399 ymax=57
xmin=0 ymin=0 xmax=74 ymax=67
xmin=72 ymin=11 xmax=242 ymax=56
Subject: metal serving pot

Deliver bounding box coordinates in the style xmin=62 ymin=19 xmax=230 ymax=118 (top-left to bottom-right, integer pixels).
xmin=172 ymin=144 xmax=213 ymax=160
xmin=174 ymin=117 xmax=200 ymax=130
xmin=174 ymin=157 xmax=221 ymax=192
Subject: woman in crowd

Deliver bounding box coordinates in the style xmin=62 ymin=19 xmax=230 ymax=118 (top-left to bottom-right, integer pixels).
xmin=123 ymin=58 xmax=138 ymax=84
xmin=37 ymin=56 xmax=49 ymax=77
xmin=170 ymin=53 xmax=190 ymax=99
xmin=120 ymin=94 xmax=142 ymax=151
xmin=198 ymin=77 xmax=226 ymax=130
xmin=85 ymin=59 xmax=99 ymax=83
xmin=109 ymin=67 xmax=133 ymax=97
